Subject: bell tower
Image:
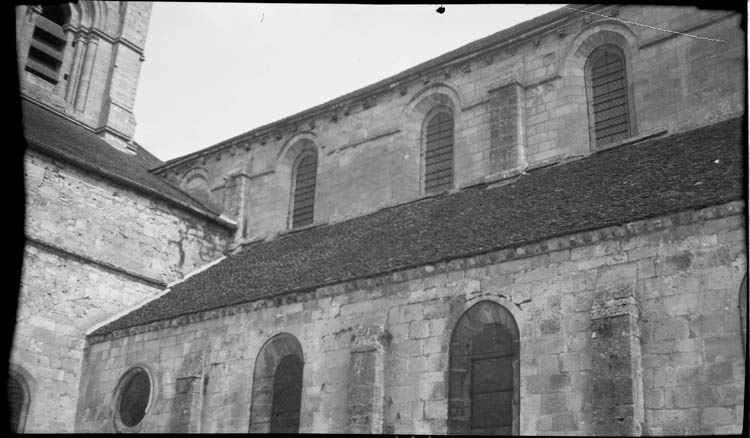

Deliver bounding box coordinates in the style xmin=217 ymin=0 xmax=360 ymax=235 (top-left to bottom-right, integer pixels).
xmin=16 ymin=2 xmax=152 ymax=153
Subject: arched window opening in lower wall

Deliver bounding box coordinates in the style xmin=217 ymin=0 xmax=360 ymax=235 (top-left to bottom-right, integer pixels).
xmin=7 ymin=370 xmax=30 ymax=433
xmin=270 ymin=355 xmax=303 ymax=433
xmin=249 ymin=333 xmax=305 ymax=433
xmin=448 ymin=301 xmax=520 ymax=435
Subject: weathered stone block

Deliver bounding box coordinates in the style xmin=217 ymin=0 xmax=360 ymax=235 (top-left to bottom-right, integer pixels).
xmin=714 ymin=383 xmax=744 ymax=406
xmin=540 ymin=392 xmax=568 ymax=415
xmin=531 ymin=335 xmax=567 ymax=355
xmin=644 ymin=389 xmax=664 ymax=409
xmin=636 ymin=258 xmax=656 ymax=279
xmin=701 ymin=407 xmax=736 ymax=425
xmin=538 ymin=354 xmax=560 ymax=375
xmin=558 ymin=352 xmax=579 ymax=372
xmin=670 ymin=385 xmax=718 ymax=408
xmin=422 ymin=400 xmax=446 ymax=420
xmin=703 ymin=335 xmax=743 ymax=362
xmin=650 ymin=408 xmax=701 ymax=427
xmin=540 ymin=318 xmax=562 ymax=335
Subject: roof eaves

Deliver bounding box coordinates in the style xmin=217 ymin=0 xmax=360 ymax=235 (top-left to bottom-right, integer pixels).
xmin=151 ymin=4 xmax=594 ymax=173
xmin=25 ymin=137 xmax=237 ymax=230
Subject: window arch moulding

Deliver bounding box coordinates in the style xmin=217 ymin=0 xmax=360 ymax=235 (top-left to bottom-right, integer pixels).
xmin=277 ymin=135 xmax=319 ymax=230
xmin=585 ymin=44 xmax=633 ymax=147
xmin=249 ymin=333 xmax=305 ymax=434
xmin=180 ymin=166 xmax=212 ymax=207
xmin=401 ymin=83 xmax=463 ymax=196
xmin=448 ymin=300 xmax=521 ymax=436
xmin=559 ymin=23 xmax=639 ymax=154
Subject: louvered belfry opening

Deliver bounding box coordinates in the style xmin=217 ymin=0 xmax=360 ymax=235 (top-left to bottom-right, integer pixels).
xmin=424 ymin=109 xmax=454 ymax=194
xmin=27 ymin=5 xmax=68 ymax=84
xmin=292 ymin=152 xmax=317 ymax=228
xmin=589 ymin=46 xmax=630 ymax=147
xmin=118 ymin=368 xmax=151 ymax=428
xmin=7 ymin=374 xmax=28 ymax=433
xmin=270 ymin=355 xmax=303 ymax=434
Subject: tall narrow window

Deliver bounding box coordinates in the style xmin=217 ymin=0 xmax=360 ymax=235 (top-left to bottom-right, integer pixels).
xmin=249 ymin=334 xmax=305 ymax=433
xmin=587 ymin=46 xmax=631 ymax=147
xmin=26 ymin=5 xmax=69 ymax=84
xmin=291 ymin=152 xmax=317 ymax=228
xmin=449 ymin=301 xmax=520 ymax=435
xmin=270 ymin=355 xmax=303 ymax=433
xmin=424 ymin=109 xmax=454 ymax=194
xmin=7 ymin=371 xmax=30 ymax=433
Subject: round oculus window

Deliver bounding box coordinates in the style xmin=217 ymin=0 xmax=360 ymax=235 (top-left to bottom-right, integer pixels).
xmin=116 ymin=367 xmax=151 ymax=428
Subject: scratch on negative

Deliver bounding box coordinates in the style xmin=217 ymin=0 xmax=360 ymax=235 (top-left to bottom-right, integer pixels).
xmin=564 ymin=6 xmax=728 ymax=43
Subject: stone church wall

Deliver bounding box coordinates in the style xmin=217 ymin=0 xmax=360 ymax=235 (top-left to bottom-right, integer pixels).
xmin=15 ymin=149 xmax=231 ymax=431
xmin=14 ymin=246 xmax=160 ymax=432
xmin=75 ymin=201 xmax=746 ymax=434
xmin=154 ymin=7 xmax=744 ymax=243
xmin=24 ymin=149 xmax=229 ymax=283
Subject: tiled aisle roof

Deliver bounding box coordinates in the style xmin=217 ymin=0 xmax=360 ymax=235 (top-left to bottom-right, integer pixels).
xmin=93 ymin=117 xmax=746 ymax=336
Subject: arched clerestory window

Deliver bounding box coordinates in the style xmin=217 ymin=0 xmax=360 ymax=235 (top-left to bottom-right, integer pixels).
xmin=26 ymin=5 xmax=70 ymax=84
xmin=423 ymin=107 xmax=454 ymax=195
xmin=181 ymin=168 xmax=212 ymax=207
xmin=291 ymin=151 xmax=317 ymax=228
xmin=249 ymin=334 xmax=305 ymax=433
xmin=586 ymin=45 xmax=632 ymax=148
xmin=449 ymin=301 xmax=520 ymax=435
xmin=7 ymin=369 xmax=31 ymax=433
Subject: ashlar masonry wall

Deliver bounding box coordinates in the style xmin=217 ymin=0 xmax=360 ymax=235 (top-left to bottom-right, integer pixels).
xmin=14 ymin=247 xmax=160 ymax=432
xmin=154 ymin=6 xmax=744 ymax=242
xmin=14 ymin=150 xmax=231 ymax=432
xmin=24 ymin=149 xmax=229 ymax=283
xmin=76 ymin=201 xmax=746 ymax=435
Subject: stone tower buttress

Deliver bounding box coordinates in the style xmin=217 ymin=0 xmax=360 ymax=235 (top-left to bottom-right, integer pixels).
xmin=16 ymin=1 xmax=153 ymax=153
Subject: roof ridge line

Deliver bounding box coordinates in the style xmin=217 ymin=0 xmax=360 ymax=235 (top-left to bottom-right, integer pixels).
xmin=152 ymin=4 xmax=591 ymax=171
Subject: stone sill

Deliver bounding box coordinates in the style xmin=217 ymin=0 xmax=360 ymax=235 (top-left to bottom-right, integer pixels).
xmin=596 ymin=128 xmax=669 ymax=153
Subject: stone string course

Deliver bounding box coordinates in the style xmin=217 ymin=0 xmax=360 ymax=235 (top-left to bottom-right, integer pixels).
xmin=15 ymin=149 xmax=231 ymax=432
xmin=90 ymin=201 xmax=745 ymax=343
xmin=154 ymin=7 xmax=744 ymax=242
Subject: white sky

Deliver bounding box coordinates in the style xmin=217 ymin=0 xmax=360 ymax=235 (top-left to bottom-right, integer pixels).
xmin=132 ymin=3 xmax=561 ymax=161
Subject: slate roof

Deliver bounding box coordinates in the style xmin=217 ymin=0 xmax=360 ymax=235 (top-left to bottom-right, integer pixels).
xmin=92 ymin=117 xmax=747 ymax=336
xmin=21 ymin=99 xmax=232 ymax=227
